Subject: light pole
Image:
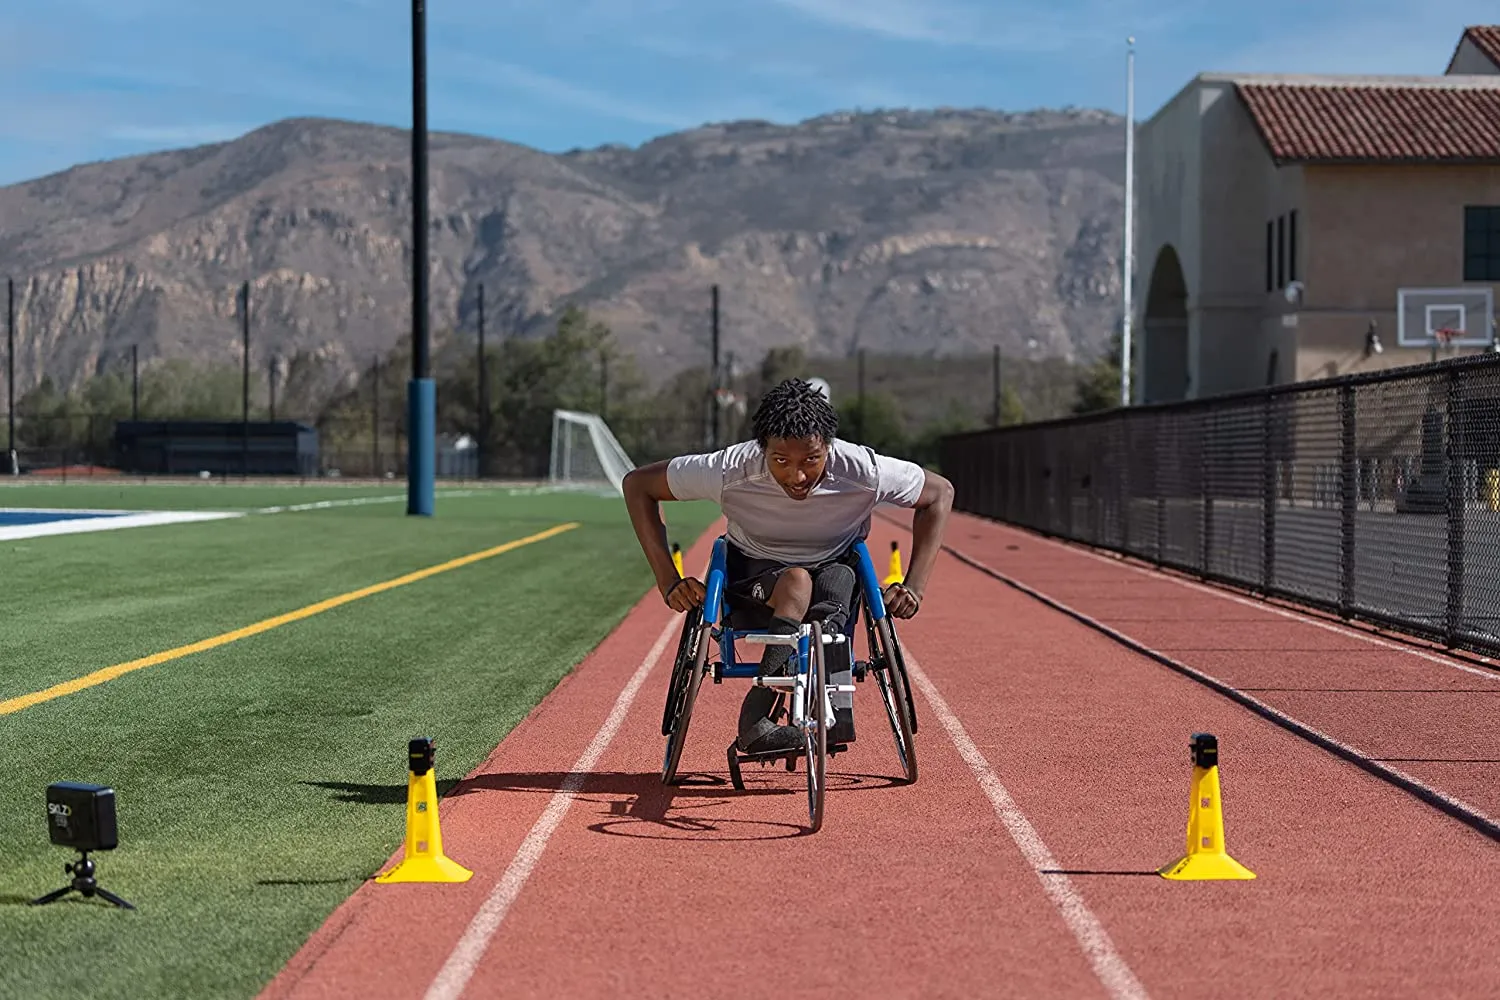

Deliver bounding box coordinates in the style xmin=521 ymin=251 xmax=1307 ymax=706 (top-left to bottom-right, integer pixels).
xmin=407 ymin=0 xmax=435 ymax=515
xmin=1121 ymin=35 xmax=1136 ymax=407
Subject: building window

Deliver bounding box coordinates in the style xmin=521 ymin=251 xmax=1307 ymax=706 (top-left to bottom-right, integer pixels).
xmin=1266 ymin=221 xmax=1274 ymax=292
xmin=1288 ymin=210 xmax=1298 ymax=282
xmin=1464 ymin=206 xmax=1500 ymax=281
xmin=1276 ymin=215 xmax=1286 ymax=288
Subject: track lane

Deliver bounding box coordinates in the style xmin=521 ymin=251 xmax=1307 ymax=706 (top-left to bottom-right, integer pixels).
xmin=874 ymin=517 xmax=1500 ymax=998
xmin=445 ymin=547 xmax=1133 ymax=999
xmin=898 ymin=511 xmax=1500 ymax=826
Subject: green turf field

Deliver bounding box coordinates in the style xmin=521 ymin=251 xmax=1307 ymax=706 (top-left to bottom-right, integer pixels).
xmin=0 ymin=483 xmax=717 ymax=999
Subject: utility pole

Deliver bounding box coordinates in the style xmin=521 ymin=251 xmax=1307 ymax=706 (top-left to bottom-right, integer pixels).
xmin=992 ymin=344 xmax=1002 ymax=427
xmin=1121 ymin=35 xmax=1136 ymax=407
xmin=241 ymin=280 xmax=250 ymax=479
xmin=476 ymin=282 xmax=486 ymax=478
xmin=407 ymin=0 xmax=435 ymax=515
xmin=856 ymin=348 xmax=866 ymax=441
xmin=710 ymin=284 xmax=721 ymax=450
xmin=373 ymin=357 xmax=381 ymax=478
xmin=131 ymin=345 xmax=139 ymax=421
xmin=7 ymin=278 xmax=15 ymax=468
xmin=599 ymin=349 xmax=609 ymax=421
xmin=268 ymin=355 xmax=278 ymax=421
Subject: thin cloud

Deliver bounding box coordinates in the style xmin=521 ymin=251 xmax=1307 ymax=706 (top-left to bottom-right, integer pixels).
xmin=107 ymin=124 xmax=252 ymax=145
xmin=763 ymin=0 xmax=1185 ymax=52
xmin=446 ymin=54 xmax=699 ymax=129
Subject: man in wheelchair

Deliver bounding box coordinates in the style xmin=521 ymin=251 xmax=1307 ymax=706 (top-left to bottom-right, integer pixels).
xmin=623 ymin=377 xmax=955 ymax=757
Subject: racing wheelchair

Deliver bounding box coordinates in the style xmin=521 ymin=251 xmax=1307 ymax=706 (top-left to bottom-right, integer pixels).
xmin=659 ymin=536 xmax=919 ymax=832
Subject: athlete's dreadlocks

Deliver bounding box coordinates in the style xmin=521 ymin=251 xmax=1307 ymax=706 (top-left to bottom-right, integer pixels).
xmin=752 ymin=378 xmax=839 ymax=447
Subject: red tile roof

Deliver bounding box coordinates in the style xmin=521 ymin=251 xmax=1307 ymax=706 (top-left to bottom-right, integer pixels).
xmin=1448 ymin=26 xmax=1500 ymax=72
xmin=1235 ymin=82 xmax=1500 ymax=164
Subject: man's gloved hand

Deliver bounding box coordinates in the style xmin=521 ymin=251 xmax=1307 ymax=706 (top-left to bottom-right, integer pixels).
xmin=882 ymin=582 xmax=920 ymax=619
xmin=662 ymin=576 xmax=706 ymax=612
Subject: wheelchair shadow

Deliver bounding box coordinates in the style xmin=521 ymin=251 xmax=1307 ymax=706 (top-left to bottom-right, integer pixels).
xmin=448 ymin=769 xmax=904 ymax=843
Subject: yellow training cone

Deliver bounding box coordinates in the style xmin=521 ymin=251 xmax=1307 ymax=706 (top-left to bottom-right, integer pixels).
xmin=884 ymin=541 xmax=904 ymax=586
xmin=375 ymin=737 xmax=473 ymax=884
xmin=1159 ymin=733 xmax=1256 ymax=880
xmin=671 ymin=542 xmax=685 ymax=578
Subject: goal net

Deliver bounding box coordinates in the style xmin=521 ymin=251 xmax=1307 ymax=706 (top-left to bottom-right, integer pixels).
xmin=548 ymin=410 xmax=636 ymax=496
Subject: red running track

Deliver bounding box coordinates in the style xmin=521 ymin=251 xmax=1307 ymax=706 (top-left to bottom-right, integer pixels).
xmin=260 ymin=513 xmax=1500 ymax=1000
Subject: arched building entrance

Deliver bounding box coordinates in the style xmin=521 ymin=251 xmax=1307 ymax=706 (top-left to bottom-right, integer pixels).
xmin=1141 ymin=245 xmax=1190 ymax=403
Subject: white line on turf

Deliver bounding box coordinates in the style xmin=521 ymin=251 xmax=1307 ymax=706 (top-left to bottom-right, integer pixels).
xmin=253 ymin=490 xmax=482 ymax=514
xmin=0 ymin=510 xmax=244 ymax=541
xmin=903 ymin=651 xmax=1151 ymax=1000
xmin=422 ymin=612 xmax=680 ymax=1000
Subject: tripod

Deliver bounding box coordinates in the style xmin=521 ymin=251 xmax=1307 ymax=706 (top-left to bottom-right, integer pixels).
xmin=30 ymin=851 xmax=135 ymax=910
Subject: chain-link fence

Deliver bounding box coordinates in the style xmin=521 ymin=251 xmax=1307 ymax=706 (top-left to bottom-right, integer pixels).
xmin=939 ymin=352 xmax=1500 ymax=658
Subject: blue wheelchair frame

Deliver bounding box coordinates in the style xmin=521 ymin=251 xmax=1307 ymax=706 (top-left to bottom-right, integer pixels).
xmin=700 ymin=536 xmax=889 ymax=681
xmin=659 ymin=534 xmax=919 ymax=832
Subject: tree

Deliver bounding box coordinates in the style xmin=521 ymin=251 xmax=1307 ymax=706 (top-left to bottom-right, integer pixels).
xmin=837 ymin=391 xmax=907 ymax=455
xmin=1072 ymin=329 xmax=1124 ymax=415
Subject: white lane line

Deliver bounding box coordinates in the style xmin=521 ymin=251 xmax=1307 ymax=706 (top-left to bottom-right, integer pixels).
xmin=903 ymin=652 xmax=1151 ymax=1000
xmin=1046 ymin=536 xmax=1500 ymax=683
xmin=423 ymin=613 xmax=679 ymax=1000
xmin=254 ymin=490 xmax=481 ymax=514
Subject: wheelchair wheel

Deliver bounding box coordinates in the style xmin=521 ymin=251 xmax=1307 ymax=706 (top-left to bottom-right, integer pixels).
xmin=661 ymin=607 xmax=709 ymax=785
xmin=804 ymin=621 xmax=829 ymax=833
xmin=867 ymin=613 xmax=918 ymax=784
xmin=885 ymin=616 xmax=919 ymax=736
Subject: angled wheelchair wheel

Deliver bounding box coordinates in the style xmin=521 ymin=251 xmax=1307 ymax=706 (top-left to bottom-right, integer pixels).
xmin=661 ymin=606 xmax=709 ymax=785
xmin=867 ymin=613 xmax=918 ymax=784
xmin=804 ymin=621 xmax=829 ymax=833
xmin=885 ymin=616 xmax=919 ymax=736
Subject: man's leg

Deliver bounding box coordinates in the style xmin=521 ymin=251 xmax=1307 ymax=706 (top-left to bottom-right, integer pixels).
xmin=736 ymin=567 xmax=812 ymax=753
xmin=808 ymin=560 xmax=858 ymax=744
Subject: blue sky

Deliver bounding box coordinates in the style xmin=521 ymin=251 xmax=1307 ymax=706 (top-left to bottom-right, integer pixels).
xmin=0 ymin=0 xmax=1494 ymax=186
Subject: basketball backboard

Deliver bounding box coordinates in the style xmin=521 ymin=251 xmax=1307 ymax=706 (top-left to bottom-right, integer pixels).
xmin=1397 ymin=287 xmax=1495 ymax=347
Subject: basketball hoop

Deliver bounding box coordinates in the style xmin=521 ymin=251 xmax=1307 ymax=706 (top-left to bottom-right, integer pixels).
xmin=1433 ymin=327 xmax=1460 ymax=351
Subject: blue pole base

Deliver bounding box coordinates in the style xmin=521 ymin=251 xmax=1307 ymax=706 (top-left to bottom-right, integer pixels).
xmin=407 ymin=377 xmax=436 ymax=516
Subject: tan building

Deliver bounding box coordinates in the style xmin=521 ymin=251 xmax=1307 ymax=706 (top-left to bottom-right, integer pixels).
xmin=1133 ymin=25 xmax=1500 ymax=404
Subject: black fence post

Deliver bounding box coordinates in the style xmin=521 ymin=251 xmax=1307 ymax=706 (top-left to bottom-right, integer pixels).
xmin=1338 ymin=383 xmax=1356 ymax=618
xmin=1119 ymin=412 xmax=1131 ymax=554
xmin=1198 ymin=411 xmax=1211 ymax=577
xmin=1261 ymin=397 xmax=1276 ymax=594
xmin=1445 ymin=369 xmax=1465 ymax=646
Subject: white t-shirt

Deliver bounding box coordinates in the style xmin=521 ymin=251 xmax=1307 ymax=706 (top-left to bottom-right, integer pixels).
xmin=666 ymin=439 xmax=927 ymax=564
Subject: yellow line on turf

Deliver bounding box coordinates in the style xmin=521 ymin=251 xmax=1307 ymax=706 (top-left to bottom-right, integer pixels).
xmin=0 ymin=522 xmax=581 ymax=717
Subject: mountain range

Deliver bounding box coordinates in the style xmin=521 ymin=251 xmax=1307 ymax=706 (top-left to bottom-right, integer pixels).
xmin=0 ymin=106 xmax=1128 ymax=399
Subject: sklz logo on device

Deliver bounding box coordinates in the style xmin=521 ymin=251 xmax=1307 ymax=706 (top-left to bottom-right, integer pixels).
xmin=48 ymin=802 xmax=72 ymax=826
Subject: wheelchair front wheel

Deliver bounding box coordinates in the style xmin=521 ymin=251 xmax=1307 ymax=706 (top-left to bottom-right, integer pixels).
xmin=662 ymin=607 xmax=709 ymax=785
xmin=804 ymin=621 xmax=829 ymax=832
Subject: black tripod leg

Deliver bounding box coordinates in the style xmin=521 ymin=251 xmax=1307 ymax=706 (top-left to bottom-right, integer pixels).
xmin=92 ymin=887 xmax=136 ymax=911
xmin=29 ymin=887 xmax=74 ymax=906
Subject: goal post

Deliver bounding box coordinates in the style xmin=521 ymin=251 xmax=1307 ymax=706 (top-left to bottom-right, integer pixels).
xmin=548 ymin=410 xmax=636 ymax=496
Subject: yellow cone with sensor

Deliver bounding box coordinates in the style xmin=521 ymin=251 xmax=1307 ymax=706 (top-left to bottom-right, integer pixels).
xmin=884 ymin=541 xmax=904 ymax=586
xmin=671 ymin=542 xmax=685 ymax=578
xmin=1159 ymin=732 xmax=1255 ymax=880
xmin=375 ymin=737 xmax=473 ymax=884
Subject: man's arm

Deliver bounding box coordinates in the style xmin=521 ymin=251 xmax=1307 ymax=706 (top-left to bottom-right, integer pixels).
xmin=884 ymin=469 xmax=955 ymax=619
xmin=622 ymin=461 xmax=707 ymax=612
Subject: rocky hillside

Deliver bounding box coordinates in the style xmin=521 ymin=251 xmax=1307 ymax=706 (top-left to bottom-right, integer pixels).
xmin=0 ymin=108 xmax=1126 ymax=397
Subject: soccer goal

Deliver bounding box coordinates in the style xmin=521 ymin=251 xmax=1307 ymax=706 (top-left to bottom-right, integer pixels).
xmin=548 ymin=410 xmax=636 ymax=496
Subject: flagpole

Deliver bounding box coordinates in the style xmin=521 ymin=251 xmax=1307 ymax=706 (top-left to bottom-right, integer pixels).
xmin=1121 ymin=35 xmax=1136 ymax=407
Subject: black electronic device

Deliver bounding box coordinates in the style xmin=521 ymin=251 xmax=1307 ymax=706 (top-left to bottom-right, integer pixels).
xmin=30 ymin=782 xmax=134 ymax=910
